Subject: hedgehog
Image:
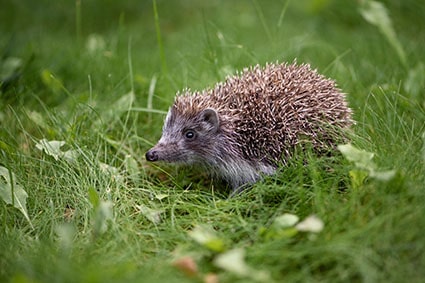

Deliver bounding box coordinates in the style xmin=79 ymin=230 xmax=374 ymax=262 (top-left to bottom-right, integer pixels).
xmin=145 ymin=62 xmax=353 ymax=192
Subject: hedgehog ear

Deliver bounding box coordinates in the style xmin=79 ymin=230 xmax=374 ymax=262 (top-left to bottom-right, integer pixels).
xmin=200 ymin=108 xmax=219 ymax=131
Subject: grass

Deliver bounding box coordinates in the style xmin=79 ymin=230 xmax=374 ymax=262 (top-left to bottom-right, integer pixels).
xmin=1 ymin=0 xmax=425 ymax=282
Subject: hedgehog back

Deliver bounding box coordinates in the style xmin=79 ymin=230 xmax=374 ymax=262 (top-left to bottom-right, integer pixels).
xmin=173 ymin=62 xmax=353 ymax=167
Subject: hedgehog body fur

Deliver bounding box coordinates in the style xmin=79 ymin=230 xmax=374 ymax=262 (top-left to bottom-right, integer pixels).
xmin=146 ymin=62 xmax=353 ymax=191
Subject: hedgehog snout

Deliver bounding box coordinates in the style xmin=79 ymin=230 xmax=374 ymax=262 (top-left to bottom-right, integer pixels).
xmin=145 ymin=149 xmax=159 ymax=162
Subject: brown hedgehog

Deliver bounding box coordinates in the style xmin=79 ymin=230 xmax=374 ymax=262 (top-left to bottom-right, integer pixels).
xmin=146 ymin=62 xmax=353 ymax=192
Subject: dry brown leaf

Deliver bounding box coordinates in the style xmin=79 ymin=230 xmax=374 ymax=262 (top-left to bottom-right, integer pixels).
xmin=172 ymin=256 xmax=198 ymax=277
xmin=204 ymin=273 xmax=219 ymax=283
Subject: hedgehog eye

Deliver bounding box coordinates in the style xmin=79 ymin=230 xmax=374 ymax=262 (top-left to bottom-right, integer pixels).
xmin=184 ymin=130 xmax=196 ymax=140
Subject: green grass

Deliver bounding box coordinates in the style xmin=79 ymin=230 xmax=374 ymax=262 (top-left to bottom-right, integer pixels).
xmin=1 ymin=0 xmax=425 ymax=282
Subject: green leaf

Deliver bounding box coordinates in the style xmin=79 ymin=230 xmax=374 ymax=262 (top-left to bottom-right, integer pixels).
xmin=188 ymin=225 xmax=226 ymax=252
xmin=260 ymin=213 xmax=300 ymax=240
xmin=0 ymin=166 xmax=33 ymax=229
xmin=338 ymin=144 xmax=396 ymax=182
xmin=261 ymin=227 xmax=298 ymax=240
xmin=337 ymin=143 xmax=375 ymax=171
xmin=40 ymin=69 xmax=63 ymax=93
xmin=349 ymin=169 xmax=369 ymax=188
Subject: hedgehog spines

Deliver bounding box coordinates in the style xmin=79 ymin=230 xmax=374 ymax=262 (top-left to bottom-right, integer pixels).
xmin=146 ymin=61 xmax=353 ymax=191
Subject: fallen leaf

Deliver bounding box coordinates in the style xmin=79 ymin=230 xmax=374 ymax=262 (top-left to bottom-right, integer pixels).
xmin=338 ymin=143 xmax=396 ymax=182
xmin=188 ymin=225 xmax=225 ymax=252
xmin=260 ymin=213 xmax=301 ymax=240
xmin=155 ymin=193 xmax=169 ymax=201
xmin=135 ymin=204 xmax=163 ymax=224
xmin=62 ymin=149 xmax=79 ymax=163
xmin=337 ymin=143 xmax=375 ymax=170
xmin=273 ymin=213 xmax=299 ymax=228
xmin=213 ymin=248 xmax=270 ymax=282
xmin=0 ymin=166 xmax=33 ymax=229
xmin=204 ymin=273 xmax=219 ymax=283
xmin=213 ymin=248 xmax=250 ymax=277
xmin=35 ymin=139 xmax=66 ymax=160
xmin=35 ymin=139 xmax=79 ymax=163
xmin=369 ymin=169 xmax=396 ymax=181
xmin=172 ymin=256 xmax=198 ymax=277
xmin=295 ymin=215 xmax=324 ymax=233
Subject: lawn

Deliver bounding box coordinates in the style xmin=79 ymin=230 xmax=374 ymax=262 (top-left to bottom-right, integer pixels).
xmin=1 ymin=0 xmax=424 ymax=282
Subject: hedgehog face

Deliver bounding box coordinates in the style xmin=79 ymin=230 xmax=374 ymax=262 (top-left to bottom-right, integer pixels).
xmin=145 ymin=107 xmax=221 ymax=165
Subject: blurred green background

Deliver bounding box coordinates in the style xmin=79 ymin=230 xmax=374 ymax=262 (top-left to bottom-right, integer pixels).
xmin=2 ymin=0 xmax=424 ymax=109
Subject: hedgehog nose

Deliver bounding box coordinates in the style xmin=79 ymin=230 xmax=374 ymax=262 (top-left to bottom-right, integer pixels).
xmin=145 ymin=150 xmax=159 ymax=162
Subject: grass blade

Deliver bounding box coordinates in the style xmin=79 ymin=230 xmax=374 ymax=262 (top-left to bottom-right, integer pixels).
xmin=153 ymin=0 xmax=168 ymax=76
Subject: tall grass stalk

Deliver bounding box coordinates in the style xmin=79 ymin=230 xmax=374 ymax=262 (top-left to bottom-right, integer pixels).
xmin=152 ymin=0 xmax=168 ymax=77
xmin=75 ymin=0 xmax=82 ymax=44
xmin=252 ymin=0 xmax=273 ymax=43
